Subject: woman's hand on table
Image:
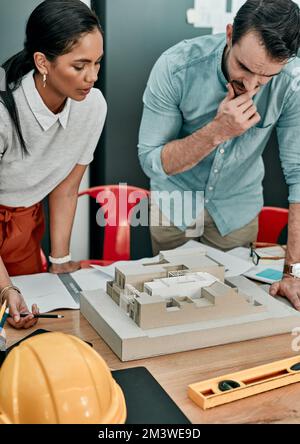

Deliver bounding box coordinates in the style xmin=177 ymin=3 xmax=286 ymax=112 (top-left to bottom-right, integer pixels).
xmin=49 ymin=261 xmax=81 ymax=274
xmin=6 ymin=289 xmax=39 ymax=329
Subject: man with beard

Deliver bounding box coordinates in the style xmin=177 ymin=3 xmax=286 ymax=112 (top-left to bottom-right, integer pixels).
xmin=138 ymin=0 xmax=300 ymax=309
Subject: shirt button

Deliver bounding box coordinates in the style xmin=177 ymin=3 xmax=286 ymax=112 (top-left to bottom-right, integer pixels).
xmin=220 ymin=148 xmax=225 ymax=154
xmin=205 ymin=199 xmax=209 ymax=204
xmin=214 ymin=169 xmax=218 ymax=174
xmin=209 ymin=186 xmax=214 ymax=191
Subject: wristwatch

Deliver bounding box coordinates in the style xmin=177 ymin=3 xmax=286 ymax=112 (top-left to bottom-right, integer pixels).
xmin=284 ymin=263 xmax=300 ymax=278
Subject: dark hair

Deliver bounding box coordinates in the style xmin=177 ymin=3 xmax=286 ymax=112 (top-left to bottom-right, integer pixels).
xmin=0 ymin=0 xmax=103 ymax=154
xmin=232 ymin=0 xmax=300 ymax=62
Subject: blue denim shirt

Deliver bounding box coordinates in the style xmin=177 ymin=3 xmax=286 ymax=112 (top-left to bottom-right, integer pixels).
xmin=138 ymin=34 xmax=300 ymax=236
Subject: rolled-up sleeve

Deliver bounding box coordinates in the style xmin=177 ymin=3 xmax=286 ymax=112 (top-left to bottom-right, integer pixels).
xmin=277 ymin=85 xmax=300 ymax=203
xmin=138 ymin=54 xmax=183 ymax=180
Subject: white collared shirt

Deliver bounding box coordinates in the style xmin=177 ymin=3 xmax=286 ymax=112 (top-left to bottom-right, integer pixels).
xmin=22 ymin=71 xmax=72 ymax=131
xmin=0 ymin=70 xmax=107 ymax=207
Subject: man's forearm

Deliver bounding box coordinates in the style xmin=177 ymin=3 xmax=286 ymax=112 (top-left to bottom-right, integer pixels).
xmin=49 ymin=192 xmax=78 ymax=258
xmin=161 ymin=119 xmax=225 ymax=175
xmin=285 ymin=203 xmax=300 ymax=266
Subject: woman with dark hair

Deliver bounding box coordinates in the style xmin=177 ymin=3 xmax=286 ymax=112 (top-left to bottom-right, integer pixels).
xmin=0 ymin=0 xmax=107 ymax=328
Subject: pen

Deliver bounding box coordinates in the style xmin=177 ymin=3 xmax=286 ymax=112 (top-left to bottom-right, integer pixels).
xmin=8 ymin=313 xmax=64 ymax=319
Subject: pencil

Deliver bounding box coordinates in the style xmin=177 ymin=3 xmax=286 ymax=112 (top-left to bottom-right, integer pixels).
xmin=0 ymin=300 xmax=7 ymax=325
xmin=8 ymin=313 xmax=64 ymax=319
xmin=0 ymin=308 xmax=9 ymax=329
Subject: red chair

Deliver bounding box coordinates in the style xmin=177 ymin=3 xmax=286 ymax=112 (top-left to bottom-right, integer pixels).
xmin=257 ymin=206 xmax=289 ymax=243
xmin=41 ymin=249 xmax=48 ymax=272
xmin=79 ymin=185 xmax=150 ymax=267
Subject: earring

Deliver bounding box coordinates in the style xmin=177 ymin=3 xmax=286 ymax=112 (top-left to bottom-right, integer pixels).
xmin=43 ymin=73 xmax=47 ymax=88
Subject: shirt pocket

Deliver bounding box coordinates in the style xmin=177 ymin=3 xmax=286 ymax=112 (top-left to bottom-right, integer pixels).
xmin=233 ymin=121 xmax=274 ymax=161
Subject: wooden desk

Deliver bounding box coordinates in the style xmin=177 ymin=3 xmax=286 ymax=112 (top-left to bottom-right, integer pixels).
xmin=6 ymin=310 xmax=300 ymax=424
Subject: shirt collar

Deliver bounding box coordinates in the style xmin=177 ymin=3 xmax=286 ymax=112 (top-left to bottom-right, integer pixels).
xmin=21 ymin=70 xmax=71 ymax=131
xmin=216 ymin=36 xmax=229 ymax=89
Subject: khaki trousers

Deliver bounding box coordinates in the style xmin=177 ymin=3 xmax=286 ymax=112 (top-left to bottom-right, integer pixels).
xmin=150 ymin=202 xmax=258 ymax=256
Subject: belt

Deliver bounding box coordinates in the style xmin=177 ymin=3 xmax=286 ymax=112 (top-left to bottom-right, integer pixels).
xmin=0 ymin=204 xmax=41 ymax=240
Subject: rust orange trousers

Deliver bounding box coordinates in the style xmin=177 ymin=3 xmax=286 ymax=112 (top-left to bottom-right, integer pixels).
xmin=0 ymin=203 xmax=45 ymax=276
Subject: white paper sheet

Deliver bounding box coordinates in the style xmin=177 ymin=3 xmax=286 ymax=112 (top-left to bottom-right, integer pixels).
xmin=12 ymin=269 xmax=113 ymax=313
xmin=12 ymin=273 xmax=79 ymax=313
xmin=91 ymin=240 xmax=251 ymax=279
xmin=91 ymin=256 xmax=160 ymax=279
xmin=70 ymin=268 xmax=109 ymax=291
xmin=180 ymin=240 xmax=252 ymax=277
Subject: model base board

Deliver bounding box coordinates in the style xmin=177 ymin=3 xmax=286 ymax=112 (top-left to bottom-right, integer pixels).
xmin=80 ymin=276 xmax=300 ymax=361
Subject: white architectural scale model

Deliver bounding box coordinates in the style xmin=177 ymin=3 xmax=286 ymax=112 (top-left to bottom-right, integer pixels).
xmin=80 ymin=246 xmax=300 ymax=361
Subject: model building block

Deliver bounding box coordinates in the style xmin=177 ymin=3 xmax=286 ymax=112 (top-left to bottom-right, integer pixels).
xmin=80 ymin=247 xmax=300 ymax=361
xmin=114 ymin=275 xmax=266 ymax=330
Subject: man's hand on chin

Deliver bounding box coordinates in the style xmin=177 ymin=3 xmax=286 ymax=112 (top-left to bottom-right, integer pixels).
xmin=270 ymin=275 xmax=300 ymax=311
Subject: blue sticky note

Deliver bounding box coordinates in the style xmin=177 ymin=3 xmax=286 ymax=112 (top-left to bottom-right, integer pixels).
xmin=256 ymin=269 xmax=283 ymax=281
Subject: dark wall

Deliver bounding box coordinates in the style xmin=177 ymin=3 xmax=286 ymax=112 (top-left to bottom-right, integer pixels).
xmin=0 ymin=0 xmax=42 ymax=64
xmin=92 ymin=0 xmax=209 ymax=188
xmin=262 ymin=131 xmax=288 ymax=208
xmin=91 ymin=0 xmax=210 ymax=258
xmin=262 ymin=131 xmax=289 ymax=243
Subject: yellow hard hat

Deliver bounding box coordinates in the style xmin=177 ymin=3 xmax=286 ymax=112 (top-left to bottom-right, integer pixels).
xmin=0 ymin=332 xmax=126 ymax=424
